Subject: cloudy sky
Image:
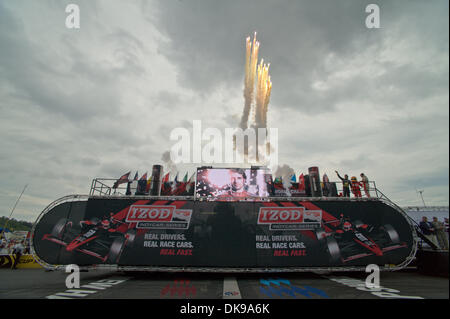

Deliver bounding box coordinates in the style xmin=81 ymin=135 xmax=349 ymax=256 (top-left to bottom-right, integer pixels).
xmin=0 ymin=0 xmax=448 ymax=222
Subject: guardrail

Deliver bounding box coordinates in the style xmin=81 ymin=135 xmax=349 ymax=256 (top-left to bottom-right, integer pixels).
xmin=90 ymin=178 xmax=122 ymax=196
xmin=376 ymin=188 xmax=442 ymax=251
xmin=401 ymin=206 xmax=449 ymax=251
xmin=403 ymin=206 xmax=449 ymax=212
xmin=90 ymin=178 xmax=379 ymax=199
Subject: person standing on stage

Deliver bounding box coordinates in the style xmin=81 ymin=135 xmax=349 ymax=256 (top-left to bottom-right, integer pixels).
xmin=335 ymin=171 xmax=350 ymax=197
xmin=350 ymin=176 xmax=362 ymax=197
xmin=360 ymin=173 xmax=370 ymax=198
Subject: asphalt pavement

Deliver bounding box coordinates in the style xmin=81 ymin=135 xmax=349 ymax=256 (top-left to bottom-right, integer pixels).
xmin=0 ymin=268 xmax=447 ymax=300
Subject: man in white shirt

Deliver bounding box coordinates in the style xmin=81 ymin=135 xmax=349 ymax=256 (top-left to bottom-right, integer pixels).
xmin=360 ymin=173 xmax=370 ymax=198
xmin=12 ymin=241 xmax=25 ymax=269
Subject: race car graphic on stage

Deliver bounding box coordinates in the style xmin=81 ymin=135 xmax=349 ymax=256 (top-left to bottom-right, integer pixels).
xmin=33 ymin=197 xmax=415 ymax=270
xmin=42 ymin=214 xmax=136 ymax=264
xmin=314 ymin=214 xmax=408 ymax=264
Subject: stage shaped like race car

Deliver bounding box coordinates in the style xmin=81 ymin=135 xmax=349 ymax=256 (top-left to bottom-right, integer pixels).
xmin=31 ymin=165 xmax=418 ymax=272
xmin=314 ymin=215 xmax=408 ymax=264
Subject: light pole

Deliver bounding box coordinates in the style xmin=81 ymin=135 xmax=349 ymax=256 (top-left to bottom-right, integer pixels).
xmin=417 ymin=189 xmax=426 ymax=207
xmin=1 ymin=184 xmax=28 ymax=238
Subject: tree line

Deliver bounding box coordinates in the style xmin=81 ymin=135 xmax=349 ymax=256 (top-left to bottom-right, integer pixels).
xmin=0 ymin=216 xmax=33 ymax=232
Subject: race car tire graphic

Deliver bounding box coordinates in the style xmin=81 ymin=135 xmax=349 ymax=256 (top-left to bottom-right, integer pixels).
xmin=90 ymin=217 xmax=101 ymax=224
xmin=315 ymin=228 xmax=327 ymax=241
xmin=381 ymin=224 xmax=400 ymax=244
xmin=107 ymin=237 xmax=126 ymax=264
xmin=325 ymin=237 xmax=341 ymax=263
xmin=353 ymin=220 xmax=364 ymax=229
xmin=51 ymin=218 xmax=70 ymax=239
xmin=125 ymin=229 xmax=136 ymax=248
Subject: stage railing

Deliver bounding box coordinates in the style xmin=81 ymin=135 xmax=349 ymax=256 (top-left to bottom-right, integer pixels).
xmin=89 ymin=178 xmax=379 ymax=199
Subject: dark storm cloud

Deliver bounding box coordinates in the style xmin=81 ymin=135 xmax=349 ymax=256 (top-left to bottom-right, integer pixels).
xmin=0 ymin=8 xmax=109 ymax=121
xmin=145 ymin=0 xmax=381 ymax=110
xmin=101 ymin=28 xmax=148 ymax=76
xmin=0 ymin=0 xmax=447 ymax=221
xmin=0 ymin=2 xmax=149 ymax=123
xmin=0 ymin=1 xmax=162 ymax=221
xmin=145 ymin=0 xmax=447 ymax=114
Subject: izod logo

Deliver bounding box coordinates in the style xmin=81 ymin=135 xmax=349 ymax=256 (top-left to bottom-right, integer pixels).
xmin=257 ymin=206 xmax=322 ymax=230
xmin=258 ymin=207 xmax=304 ymax=224
xmin=126 ymin=205 xmax=175 ymax=222
xmin=126 ymin=205 xmax=193 ymax=230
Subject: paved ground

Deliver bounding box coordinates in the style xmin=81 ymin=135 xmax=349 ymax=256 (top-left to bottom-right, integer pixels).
xmin=0 ymin=268 xmax=447 ymax=300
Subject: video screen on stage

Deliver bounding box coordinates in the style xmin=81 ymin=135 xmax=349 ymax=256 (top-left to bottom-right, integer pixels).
xmin=195 ymin=168 xmax=272 ymax=198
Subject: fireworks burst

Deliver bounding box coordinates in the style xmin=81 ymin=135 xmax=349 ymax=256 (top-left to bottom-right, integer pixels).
xmin=238 ymin=32 xmax=273 ymax=164
xmin=255 ymin=59 xmax=272 ymax=129
xmin=241 ymin=33 xmax=260 ymax=130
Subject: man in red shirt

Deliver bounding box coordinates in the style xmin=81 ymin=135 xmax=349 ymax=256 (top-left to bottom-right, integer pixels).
xmin=218 ymin=169 xmax=251 ymax=199
xmin=229 ymin=169 xmax=250 ymax=197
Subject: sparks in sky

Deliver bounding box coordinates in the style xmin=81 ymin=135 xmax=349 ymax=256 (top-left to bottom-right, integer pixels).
xmin=238 ymin=32 xmax=273 ymax=164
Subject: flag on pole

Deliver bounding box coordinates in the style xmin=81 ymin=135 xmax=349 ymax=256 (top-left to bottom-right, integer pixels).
xmin=133 ymin=171 xmax=139 ymax=181
xmin=136 ymin=173 xmax=148 ymax=195
xmin=139 ymin=173 xmax=147 ymax=181
xmin=290 ymin=174 xmax=296 ymax=183
xmin=160 ymin=173 xmax=171 ymax=195
xmin=145 ymin=176 xmax=152 ymax=193
xmin=183 ymin=172 xmax=188 ymax=183
xmin=188 ymin=172 xmax=196 ymax=183
xmin=113 ymin=171 xmax=130 ymax=189
xmin=174 ymin=173 xmax=179 ymax=183
xmin=298 ymin=173 xmax=305 ymax=191
xmin=186 ymin=172 xmax=196 ymax=194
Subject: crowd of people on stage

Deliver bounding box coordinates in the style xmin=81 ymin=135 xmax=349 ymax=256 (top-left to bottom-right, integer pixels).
xmin=109 ymin=169 xmax=375 ymax=199
xmin=334 ymin=171 xmax=371 ymax=198
xmin=268 ymin=170 xmax=373 ymax=198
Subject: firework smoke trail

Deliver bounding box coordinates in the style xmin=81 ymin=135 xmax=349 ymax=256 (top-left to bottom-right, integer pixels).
xmin=253 ymin=57 xmax=272 ymax=163
xmin=262 ymin=66 xmax=272 ymax=128
xmin=240 ymin=33 xmax=259 ymax=130
xmin=254 ymin=60 xmax=272 ymax=129
xmin=236 ymin=32 xmax=273 ymax=165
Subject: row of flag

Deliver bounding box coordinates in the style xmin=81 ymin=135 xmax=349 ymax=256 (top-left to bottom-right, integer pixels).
xmin=273 ymin=173 xmax=305 ymax=184
xmin=113 ymin=171 xmax=310 ymax=189
xmin=112 ymin=171 xmax=196 ymax=190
